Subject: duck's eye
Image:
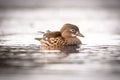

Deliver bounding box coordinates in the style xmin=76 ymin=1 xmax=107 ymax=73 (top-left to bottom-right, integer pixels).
xmin=70 ymin=29 xmax=75 ymax=32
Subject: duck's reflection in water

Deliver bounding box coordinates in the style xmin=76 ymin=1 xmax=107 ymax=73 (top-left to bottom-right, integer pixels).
xmin=35 ymin=45 xmax=81 ymax=64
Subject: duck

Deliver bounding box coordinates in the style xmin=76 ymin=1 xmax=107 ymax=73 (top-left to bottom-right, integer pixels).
xmin=35 ymin=23 xmax=84 ymax=47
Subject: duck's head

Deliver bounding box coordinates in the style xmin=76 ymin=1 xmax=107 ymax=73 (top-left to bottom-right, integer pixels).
xmin=60 ymin=23 xmax=84 ymax=38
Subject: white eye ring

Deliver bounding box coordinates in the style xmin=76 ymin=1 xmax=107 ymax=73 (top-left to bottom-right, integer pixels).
xmin=70 ymin=29 xmax=75 ymax=32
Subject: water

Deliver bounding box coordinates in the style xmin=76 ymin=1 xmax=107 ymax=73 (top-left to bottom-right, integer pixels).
xmin=0 ymin=7 xmax=120 ymax=80
xmin=0 ymin=33 xmax=120 ymax=80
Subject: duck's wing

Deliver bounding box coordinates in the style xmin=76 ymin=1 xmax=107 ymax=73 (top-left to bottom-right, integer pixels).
xmin=35 ymin=31 xmax=61 ymax=41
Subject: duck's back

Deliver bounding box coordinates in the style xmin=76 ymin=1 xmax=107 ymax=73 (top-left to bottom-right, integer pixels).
xmin=43 ymin=31 xmax=61 ymax=38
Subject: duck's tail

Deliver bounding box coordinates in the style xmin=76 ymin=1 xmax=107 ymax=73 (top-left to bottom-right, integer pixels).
xmin=34 ymin=38 xmax=42 ymax=41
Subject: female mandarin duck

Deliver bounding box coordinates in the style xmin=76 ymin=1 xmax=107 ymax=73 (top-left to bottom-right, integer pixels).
xmin=35 ymin=23 xmax=84 ymax=47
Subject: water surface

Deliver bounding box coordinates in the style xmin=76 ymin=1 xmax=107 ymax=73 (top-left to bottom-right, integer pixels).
xmin=0 ymin=34 xmax=120 ymax=80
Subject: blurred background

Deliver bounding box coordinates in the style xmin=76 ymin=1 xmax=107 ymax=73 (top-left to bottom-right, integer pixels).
xmin=0 ymin=0 xmax=120 ymax=35
xmin=0 ymin=0 xmax=120 ymax=80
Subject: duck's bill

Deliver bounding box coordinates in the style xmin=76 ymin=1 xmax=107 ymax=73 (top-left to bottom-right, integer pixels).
xmin=76 ymin=32 xmax=85 ymax=37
